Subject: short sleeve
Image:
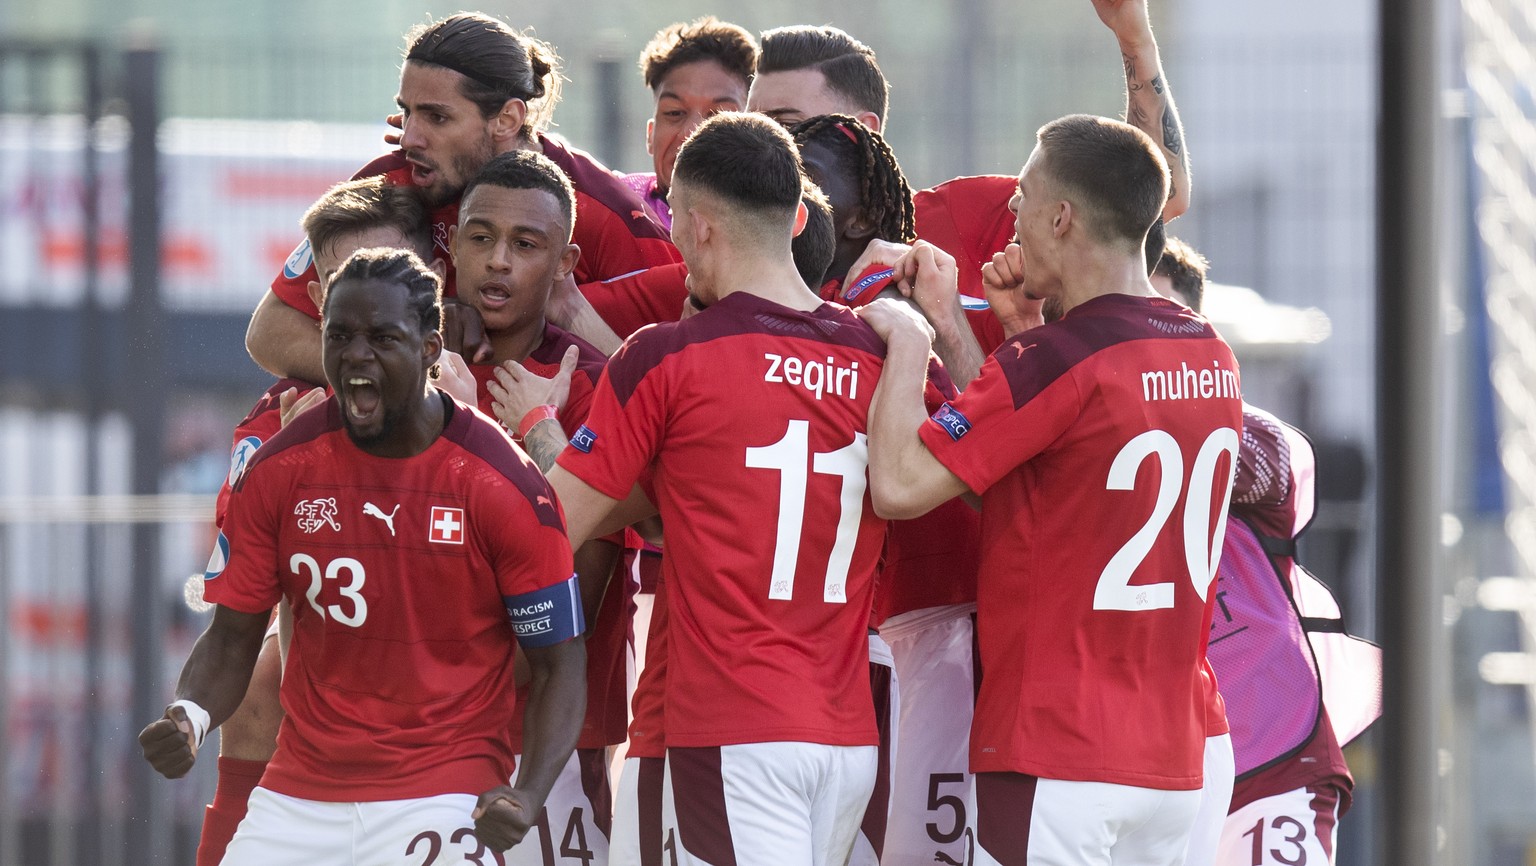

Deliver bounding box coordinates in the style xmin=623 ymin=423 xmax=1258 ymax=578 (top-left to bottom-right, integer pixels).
xmin=203 ymin=464 xmax=285 ymax=614
xmin=555 ymin=334 xmax=670 ymax=502
xmin=918 ymin=346 xmax=1082 ymax=495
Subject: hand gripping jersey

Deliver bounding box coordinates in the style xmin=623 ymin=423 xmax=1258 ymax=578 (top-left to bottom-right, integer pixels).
xmin=920 ymin=293 xmax=1244 ymax=789
xmin=270 ymin=135 xmax=679 ymax=320
xmin=1212 ymin=405 xmax=1375 ymax=806
xmin=204 ymin=394 xmax=578 ymax=802
xmin=557 ymin=292 xmax=889 ymax=748
xmin=912 ymin=174 xmax=1018 ymax=355
xmin=467 ymin=322 xmax=606 ymax=437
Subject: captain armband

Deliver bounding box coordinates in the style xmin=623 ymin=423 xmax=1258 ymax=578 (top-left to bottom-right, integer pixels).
xmin=504 ymin=574 xmax=585 ymax=648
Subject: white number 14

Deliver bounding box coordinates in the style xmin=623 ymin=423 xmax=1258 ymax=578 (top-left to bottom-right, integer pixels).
xmin=745 ymin=419 xmax=868 ymax=603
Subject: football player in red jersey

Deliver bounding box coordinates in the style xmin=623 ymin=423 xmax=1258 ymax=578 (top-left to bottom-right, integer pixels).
xmin=142 ymin=249 xmax=586 ymax=862
xmin=246 ymin=12 xmax=678 ymax=385
xmin=191 ymin=176 xmax=439 ymax=866
xmin=447 ymin=149 xmax=636 ymax=866
xmin=550 ymin=113 xmax=888 ymax=866
xmin=861 ymin=116 xmax=1242 ymax=865
xmin=622 ymin=17 xmax=758 ymax=232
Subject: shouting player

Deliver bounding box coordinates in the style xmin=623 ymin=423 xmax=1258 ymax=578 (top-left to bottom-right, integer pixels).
xmin=193 ymin=176 xmax=438 ymax=866
xmin=549 ymin=113 xmax=889 ymax=866
xmin=141 ymin=249 xmax=586 ymax=862
xmin=860 ymin=116 xmax=1242 ymax=865
xmin=247 ymin=12 xmax=678 ymax=384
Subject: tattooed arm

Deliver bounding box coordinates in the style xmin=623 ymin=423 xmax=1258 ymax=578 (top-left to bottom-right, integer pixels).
xmin=1092 ymin=0 xmax=1190 ymax=220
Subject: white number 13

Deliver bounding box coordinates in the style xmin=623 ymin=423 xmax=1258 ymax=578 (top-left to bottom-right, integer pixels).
xmin=1094 ymin=427 xmax=1240 ymax=611
xmin=745 ymin=419 xmax=868 ymax=603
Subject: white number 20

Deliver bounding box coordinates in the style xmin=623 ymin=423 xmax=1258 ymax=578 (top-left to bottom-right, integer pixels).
xmin=1093 ymin=427 xmax=1240 ymax=611
xmin=292 ymin=553 xmax=369 ymax=627
xmin=745 ymin=419 xmax=868 ymax=603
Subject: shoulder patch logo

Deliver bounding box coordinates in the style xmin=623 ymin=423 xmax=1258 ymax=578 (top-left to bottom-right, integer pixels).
xmin=570 ymin=425 xmax=597 ymax=454
xmin=430 ymin=506 xmax=466 ymax=544
xmin=931 ymin=402 xmax=973 ymax=442
xmin=203 ymin=531 xmax=229 ymax=580
xmin=282 ymin=238 xmax=312 ymax=280
xmin=294 ymin=498 xmax=341 ymax=534
xmin=228 ymin=436 xmax=262 ymax=487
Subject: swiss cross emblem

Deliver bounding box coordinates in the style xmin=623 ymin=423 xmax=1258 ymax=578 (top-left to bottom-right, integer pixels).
xmin=429 ymin=506 xmax=465 ymax=545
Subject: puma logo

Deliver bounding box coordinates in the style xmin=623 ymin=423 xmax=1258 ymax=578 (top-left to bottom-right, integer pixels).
xmin=364 ymin=502 xmax=400 ymax=536
xmin=537 ymin=495 xmax=553 ymax=509
xmin=1010 ymin=340 xmax=1033 ymax=359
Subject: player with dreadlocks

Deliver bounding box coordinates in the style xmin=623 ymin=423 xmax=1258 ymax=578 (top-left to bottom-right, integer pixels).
xmin=788 ymin=114 xmax=914 ymax=300
xmin=782 ymin=113 xmax=981 ymax=866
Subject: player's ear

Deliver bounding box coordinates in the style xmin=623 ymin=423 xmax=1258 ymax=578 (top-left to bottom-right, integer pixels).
xmin=792 ymin=200 xmax=809 ymax=237
xmin=854 ymin=112 xmax=881 ymax=135
xmin=1053 ymin=200 xmax=1072 ymax=239
xmin=556 ymin=243 xmax=581 ymax=281
xmin=306 ymin=279 xmax=324 ymax=311
xmin=491 ymin=98 xmax=528 ymax=146
xmin=846 ymin=207 xmax=876 ymax=243
xmin=422 ymin=327 xmax=443 ymax=367
xmin=429 ymin=256 xmax=448 ymax=281
xmin=645 ymin=117 xmax=655 ymax=156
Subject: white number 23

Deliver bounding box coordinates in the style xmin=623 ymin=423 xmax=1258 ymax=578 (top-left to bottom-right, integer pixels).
xmin=291 ymin=553 xmax=368 ymax=627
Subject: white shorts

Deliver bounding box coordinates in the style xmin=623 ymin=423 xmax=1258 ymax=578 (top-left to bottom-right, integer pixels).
xmin=1182 ymin=734 xmax=1234 ymax=866
xmin=878 ymin=604 xmax=976 ymax=866
xmin=508 ymin=748 xmax=612 ymax=866
xmin=609 ymin=755 xmax=667 ymax=866
xmin=664 ymin=741 xmax=877 ymax=866
xmin=851 ymin=633 xmax=898 ymax=866
xmin=972 ymin=773 xmax=1201 ymax=866
xmin=1217 ymin=784 xmax=1341 ymax=865
xmin=221 ymin=787 xmax=489 ymax=865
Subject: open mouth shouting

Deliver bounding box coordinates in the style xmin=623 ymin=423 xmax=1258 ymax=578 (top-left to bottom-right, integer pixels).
xmin=343 ymin=375 xmax=384 ymax=430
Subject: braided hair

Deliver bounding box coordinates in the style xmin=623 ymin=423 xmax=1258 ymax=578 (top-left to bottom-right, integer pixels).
xmin=789 ymin=114 xmax=914 ymax=245
xmin=326 ymin=248 xmax=443 ymax=333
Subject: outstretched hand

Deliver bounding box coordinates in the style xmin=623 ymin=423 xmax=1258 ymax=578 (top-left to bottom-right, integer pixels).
xmin=472 ymin=785 xmax=540 ymax=852
xmin=138 ymin=704 xmax=199 ymax=779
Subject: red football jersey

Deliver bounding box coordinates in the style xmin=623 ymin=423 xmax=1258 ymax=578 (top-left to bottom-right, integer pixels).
xmin=920 ymin=294 xmax=1243 ymax=789
xmin=912 ymin=175 xmax=1016 ymax=356
xmin=577 ymin=261 xmax=691 ymax=342
xmin=557 ymin=292 xmax=889 ymax=748
xmin=468 ymin=322 xmax=606 ymax=437
xmin=466 ymin=323 xmax=630 ymax=751
xmin=214 ymin=377 xmax=325 ymax=528
xmin=270 ymin=135 xmax=679 ymax=321
xmin=204 ymin=395 xmax=576 ymax=802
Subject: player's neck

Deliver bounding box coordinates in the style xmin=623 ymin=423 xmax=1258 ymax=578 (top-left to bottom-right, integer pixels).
xmin=703 ymin=248 xmax=822 ymax=312
xmin=486 ymin=316 xmax=547 ymax=364
xmin=1056 ymin=246 xmax=1160 ymax=315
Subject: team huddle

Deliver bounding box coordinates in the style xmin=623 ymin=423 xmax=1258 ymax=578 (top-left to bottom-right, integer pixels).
xmin=138 ymin=5 xmax=1370 ymax=866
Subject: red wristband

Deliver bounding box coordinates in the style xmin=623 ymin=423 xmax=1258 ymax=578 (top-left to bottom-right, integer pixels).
xmin=516 ymin=405 xmax=560 ymax=440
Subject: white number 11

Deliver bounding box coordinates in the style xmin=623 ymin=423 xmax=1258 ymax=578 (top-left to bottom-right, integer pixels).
xmin=745 ymin=419 xmax=868 ymax=603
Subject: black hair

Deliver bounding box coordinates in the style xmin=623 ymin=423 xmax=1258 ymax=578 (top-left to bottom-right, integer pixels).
xmin=461 ymin=150 xmax=576 ymax=238
xmin=405 ymin=13 xmax=562 ymax=138
xmin=790 ymin=114 xmax=914 ymax=244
